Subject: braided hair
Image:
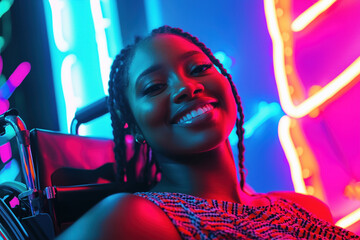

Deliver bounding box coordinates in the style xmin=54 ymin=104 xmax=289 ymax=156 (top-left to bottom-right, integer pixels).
xmin=108 ymin=26 xmax=246 ymax=191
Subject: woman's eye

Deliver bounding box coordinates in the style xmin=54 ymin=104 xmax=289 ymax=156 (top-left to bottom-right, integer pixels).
xmin=143 ymin=83 xmax=166 ymax=96
xmin=191 ymin=64 xmax=213 ymax=75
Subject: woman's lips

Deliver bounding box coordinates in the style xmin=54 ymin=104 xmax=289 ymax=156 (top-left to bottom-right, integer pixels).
xmin=175 ymin=104 xmax=216 ymax=127
xmin=170 ymin=98 xmax=218 ymax=124
xmin=176 ymin=103 xmax=214 ymax=124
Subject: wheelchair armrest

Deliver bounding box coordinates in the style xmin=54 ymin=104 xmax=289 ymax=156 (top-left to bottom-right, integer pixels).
xmin=47 ymin=183 xmax=130 ymax=228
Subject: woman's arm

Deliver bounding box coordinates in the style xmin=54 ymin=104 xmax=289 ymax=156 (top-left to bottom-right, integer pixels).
xmin=56 ymin=193 xmax=181 ymax=240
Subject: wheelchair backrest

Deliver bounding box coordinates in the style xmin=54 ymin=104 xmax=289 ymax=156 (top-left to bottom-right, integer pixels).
xmin=30 ymin=129 xmax=116 ymax=190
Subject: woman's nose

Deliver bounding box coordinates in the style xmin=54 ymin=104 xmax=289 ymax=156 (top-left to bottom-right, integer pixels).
xmin=171 ymin=78 xmax=204 ymax=103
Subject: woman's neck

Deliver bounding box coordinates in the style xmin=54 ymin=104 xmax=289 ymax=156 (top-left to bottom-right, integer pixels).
xmin=149 ymin=140 xmax=244 ymax=203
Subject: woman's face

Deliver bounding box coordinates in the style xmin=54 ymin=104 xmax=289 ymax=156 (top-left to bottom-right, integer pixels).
xmin=126 ymin=34 xmax=237 ymax=158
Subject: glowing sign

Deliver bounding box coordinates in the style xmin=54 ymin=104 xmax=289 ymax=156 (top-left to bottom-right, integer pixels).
xmin=243 ymin=101 xmax=282 ymax=139
xmin=0 ymin=0 xmax=13 ymax=19
xmin=0 ymin=158 xmax=20 ymax=183
xmin=0 ymin=56 xmax=31 ymax=113
xmin=278 ymin=116 xmax=306 ymax=193
xmin=61 ymin=54 xmax=80 ymax=129
xmin=265 ymin=0 xmax=360 ymax=232
xmin=291 ymin=0 xmax=336 ymax=32
xmin=90 ymin=0 xmax=113 ymax=95
xmin=44 ymin=0 xmax=122 ymax=135
xmin=264 ymin=0 xmax=360 ymax=119
xmin=48 ymin=0 xmax=70 ymax=52
xmin=214 ymin=51 xmax=233 ymax=73
xmin=144 ymin=0 xmax=163 ymax=31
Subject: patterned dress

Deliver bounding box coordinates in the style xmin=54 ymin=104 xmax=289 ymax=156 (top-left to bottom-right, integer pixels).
xmin=134 ymin=192 xmax=359 ymax=239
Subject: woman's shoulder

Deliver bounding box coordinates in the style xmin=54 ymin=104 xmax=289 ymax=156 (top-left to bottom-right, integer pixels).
xmin=103 ymin=193 xmax=181 ymax=239
xmin=267 ymin=191 xmax=334 ymax=223
xmin=57 ymin=192 xmax=181 ymax=240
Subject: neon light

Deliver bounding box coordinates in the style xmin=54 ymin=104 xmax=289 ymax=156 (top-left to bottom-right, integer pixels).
xmin=291 ymin=0 xmax=336 ymax=32
xmin=8 ymin=62 xmax=31 ymax=88
xmin=0 ymin=36 xmax=4 ymax=51
xmin=266 ymin=0 xmax=360 ymax=230
xmin=0 ymin=159 xmax=19 ymax=183
xmin=214 ymin=51 xmax=233 ymax=72
xmin=0 ymin=0 xmax=13 ymax=18
xmin=278 ymin=116 xmax=307 ymax=193
xmin=214 ymin=51 xmax=226 ymax=63
xmin=0 ymin=56 xmax=30 ymax=113
xmin=144 ymin=0 xmax=163 ymax=31
xmin=0 ymin=99 xmax=8 ymax=114
xmin=243 ymin=101 xmax=282 ymax=139
xmin=44 ymin=1 xmax=122 ymax=135
xmin=0 ymin=62 xmax=31 ymax=99
xmin=336 ymin=207 xmax=360 ymax=229
xmin=0 ymin=142 xmax=11 ymax=163
xmin=0 ymin=55 xmax=3 ymax=76
xmin=90 ymin=0 xmax=112 ymax=95
xmin=48 ymin=0 xmax=70 ymax=52
xmin=61 ymin=54 xmax=79 ymax=132
xmin=264 ymin=0 xmax=360 ymax=118
xmin=9 ymin=197 xmax=19 ymax=208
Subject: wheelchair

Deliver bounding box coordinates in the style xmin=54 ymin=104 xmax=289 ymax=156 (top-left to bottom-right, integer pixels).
xmin=0 ymin=97 xmax=150 ymax=239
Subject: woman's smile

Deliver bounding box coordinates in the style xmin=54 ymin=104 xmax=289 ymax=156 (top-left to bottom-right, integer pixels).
xmin=126 ymin=34 xmax=237 ymax=156
xmin=170 ymin=97 xmax=217 ymax=125
xmin=175 ymin=103 xmax=214 ymax=125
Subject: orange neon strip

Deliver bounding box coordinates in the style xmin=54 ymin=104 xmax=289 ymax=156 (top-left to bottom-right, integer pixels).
xmin=264 ymin=0 xmax=360 ymax=118
xmin=278 ymin=116 xmax=307 ymax=194
xmin=266 ymin=0 xmax=360 ymax=229
xmin=291 ymin=0 xmax=337 ymax=32
xmin=336 ymin=207 xmax=360 ymax=229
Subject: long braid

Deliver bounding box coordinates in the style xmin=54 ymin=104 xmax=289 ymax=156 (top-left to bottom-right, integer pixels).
xmin=108 ymin=46 xmax=138 ymax=185
xmin=108 ymin=26 xmax=247 ymax=191
xmin=108 ymin=55 xmax=126 ymax=183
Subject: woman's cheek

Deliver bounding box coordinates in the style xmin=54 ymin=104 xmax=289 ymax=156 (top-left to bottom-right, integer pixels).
xmin=137 ymin=100 xmax=167 ymax=128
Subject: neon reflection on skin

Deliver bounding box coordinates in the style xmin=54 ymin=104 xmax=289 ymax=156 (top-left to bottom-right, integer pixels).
xmin=264 ymin=0 xmax=360 ymax=229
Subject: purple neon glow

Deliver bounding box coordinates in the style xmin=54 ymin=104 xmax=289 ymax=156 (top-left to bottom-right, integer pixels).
xmin=0 ymin=142 xmax=12 ymax=163
xmin=8 ymin=62 xmax=31 ymax=88
xmin=0 ymin=56 xmax=31 ymax=99
xmin=0 ymin=55 xmax=2 ymax=74
xmin=292 ymin=0 xmax=360 ymax=96
xmin=9 ymin=197 xmax=19 ymax=208
xmin=0 ymin=98 xmax=9 ymax=114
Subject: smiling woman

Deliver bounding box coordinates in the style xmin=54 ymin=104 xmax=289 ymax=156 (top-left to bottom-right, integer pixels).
xmin=56 ymin=26 xmax=359 ymax=239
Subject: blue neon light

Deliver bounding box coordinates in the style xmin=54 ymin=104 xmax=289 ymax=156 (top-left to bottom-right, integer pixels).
xmin=0 ymin=159 xmax=19 ymax=183
xmin=43 ymin=0 xmax=122 ymax=136
xmin=144 ymin=0 xmax=163 ymax=31
xmin=243 ymin=101 xmax=282 ymax=139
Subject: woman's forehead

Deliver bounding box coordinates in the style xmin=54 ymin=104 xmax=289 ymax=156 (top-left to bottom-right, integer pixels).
xmin=138 ymin=34 xmax=202 ymax=60
xmin=128 ymin=34 xmax=204 ymax=83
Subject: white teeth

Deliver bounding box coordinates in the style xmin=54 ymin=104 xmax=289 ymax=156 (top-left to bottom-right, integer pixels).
xmin=177 ymin=104 xmax=214 ymax=124
xmin=191 ymin=110 xmax=197 ymax=117
xmin=197 ymin=108 xmax=204 ymax=115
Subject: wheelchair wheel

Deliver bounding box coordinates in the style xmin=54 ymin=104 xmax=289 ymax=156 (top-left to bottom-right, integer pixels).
xmin=0 ymin=198 xmax=29 ymax=240
xmin=0 ymin=181 xmax=30 ymax=240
